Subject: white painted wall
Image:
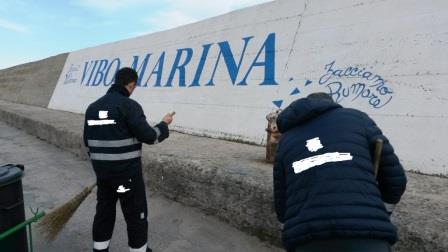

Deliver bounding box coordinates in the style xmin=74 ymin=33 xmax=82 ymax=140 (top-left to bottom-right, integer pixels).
xmin=48 ymin=0 xmax=448 ymax=175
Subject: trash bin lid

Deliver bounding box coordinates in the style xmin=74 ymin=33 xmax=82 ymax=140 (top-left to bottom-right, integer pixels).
xmin=0 ymin=164 xmax=23 ymax=187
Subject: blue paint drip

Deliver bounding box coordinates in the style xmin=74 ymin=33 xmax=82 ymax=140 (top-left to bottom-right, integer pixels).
xmin=273 ymin=100 xmax=283 ymax=108
xmin=290 ymin=88 xmax=300 ymax=95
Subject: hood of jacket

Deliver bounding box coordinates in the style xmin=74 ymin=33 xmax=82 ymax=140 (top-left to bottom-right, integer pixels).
xmin=276 ymin=97 xmax=342 ymax=133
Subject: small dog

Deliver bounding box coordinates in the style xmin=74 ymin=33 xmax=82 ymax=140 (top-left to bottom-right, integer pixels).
xmin=266 ymin=109 xmax=282 ymax=163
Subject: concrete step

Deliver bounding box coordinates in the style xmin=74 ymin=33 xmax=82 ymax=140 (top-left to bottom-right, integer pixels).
xmin=0 ymin=99 xmax=447 ymax=252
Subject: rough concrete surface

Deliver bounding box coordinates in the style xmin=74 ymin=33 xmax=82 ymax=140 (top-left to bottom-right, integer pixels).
xmin=0 ymin=121 xmax=281 ymax=252
xmin=0 ymin=99 xmax=447 ymax=252
xmin=0 ymin=53 xmax=68 ymax=108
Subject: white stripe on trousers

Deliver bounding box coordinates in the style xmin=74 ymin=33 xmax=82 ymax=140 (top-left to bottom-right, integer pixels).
xmin=93 ymin=240 xmax=110 ymax=250
xmin=384 ymin=202 xmax=396 ymax=212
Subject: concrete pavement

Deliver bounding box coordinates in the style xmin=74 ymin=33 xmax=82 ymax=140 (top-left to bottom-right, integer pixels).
xmin=0 ymin=121 xmax=282 ymax=252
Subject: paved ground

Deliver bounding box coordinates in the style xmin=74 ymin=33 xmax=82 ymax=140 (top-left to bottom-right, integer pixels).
xmin=0 ymin=121 xmax=282 ymax=252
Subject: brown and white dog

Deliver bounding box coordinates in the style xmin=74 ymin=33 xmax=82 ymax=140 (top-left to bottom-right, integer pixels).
xmin=266 ymin=109 xmax=282 ymax=163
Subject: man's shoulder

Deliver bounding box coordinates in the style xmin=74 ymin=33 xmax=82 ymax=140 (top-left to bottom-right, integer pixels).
xmin=86 ymin=98 xmax=100 ymax=112
xmin=335 ymin=107 xmax=369 ymax=119
xmin=124 ymin=97 xmax=142 ymax=110
xmin=115 ymin=97 xmax=143 ymax=117
xmin=85 ymin=93 xmax=127 ymax=111
xmin=103 ymin=92 xmax=140 ymax=108
xmin=335 ymin=108 xmax=379 ymax=130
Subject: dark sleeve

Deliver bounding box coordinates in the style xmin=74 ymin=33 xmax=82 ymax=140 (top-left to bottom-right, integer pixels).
xmin=83 ymin=107 xmax=91 ymax=157
xmin=363 ymin=114 xmax=407 ymax=214
xmin=273 ymin=150 xmax=287 ymax=223
xmin=125 ymin=101 xmax=169 ymax=145
xmin=83 ymin=118 xmax=88 ymax=147
xmin=83 ymin=106 xmax=90 ymax=147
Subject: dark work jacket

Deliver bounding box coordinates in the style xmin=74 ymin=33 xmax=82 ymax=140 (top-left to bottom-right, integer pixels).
xmin=83 ymin=85 xmax=169 ymax=180
xmin=273 ymin=98 xmax=407 ymax=251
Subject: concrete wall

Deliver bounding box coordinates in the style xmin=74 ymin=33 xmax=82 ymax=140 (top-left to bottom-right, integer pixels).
xmin=0 ymin=53 xmax=68 ymax=108
xmin=0 ymin=0 xmax=447 ymax=176
xmin=46 ymin=0 xmax=448 ymax=175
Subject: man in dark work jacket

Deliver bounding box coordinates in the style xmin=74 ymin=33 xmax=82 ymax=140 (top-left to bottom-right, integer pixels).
xmin=273 ymin=93 xmax=406 ymax=252
xmin=84 ymin=67 xmax=174 ymax=252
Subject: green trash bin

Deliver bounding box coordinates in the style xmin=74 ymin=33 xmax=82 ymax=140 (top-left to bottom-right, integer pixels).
xmin=0 ymin=164 xmax=28 ymax=252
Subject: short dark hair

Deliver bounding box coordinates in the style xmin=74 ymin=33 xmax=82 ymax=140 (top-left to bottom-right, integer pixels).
xmin=115 ymin=67 xmax=138 ymax=86
xmin=307 ymin=92 xmax=333 ymax=102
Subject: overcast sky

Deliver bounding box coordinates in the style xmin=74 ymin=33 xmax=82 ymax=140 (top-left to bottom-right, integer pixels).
xmin=0 ymin=0 xmax=272 ymax=69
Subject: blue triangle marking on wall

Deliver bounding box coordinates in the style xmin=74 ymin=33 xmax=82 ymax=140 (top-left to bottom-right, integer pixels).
xmin=272 ymin=100 xmax=283 ymax=108
xmin=305 ymin=80 xmax=312 ymax=86
xmin=289 ymin=77 xmax=294 ymax=82
xmin=290 ymin=88 xmax=300 ymax=95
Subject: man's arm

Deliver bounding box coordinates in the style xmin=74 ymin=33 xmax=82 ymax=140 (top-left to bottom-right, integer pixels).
xmin=83 ymin=118 xmax=88 ymax=147
xmin=364 ymin=114 xmax=407 ymax=215
xmin=126 ymin=102 xmax=170 ymax=144
xmin=273 ymin=151 xmax=287 ymax=223
xmin=83 ymin=106 xmax=90 ymax=147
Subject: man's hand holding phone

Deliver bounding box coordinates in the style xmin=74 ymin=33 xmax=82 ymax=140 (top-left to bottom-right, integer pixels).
xmin=162 ymin=111 xmax=175 ymax=125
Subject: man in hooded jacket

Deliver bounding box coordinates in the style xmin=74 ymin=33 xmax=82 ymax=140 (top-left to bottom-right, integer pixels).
xmin=273 ymin=93 xmax=406 ymax=252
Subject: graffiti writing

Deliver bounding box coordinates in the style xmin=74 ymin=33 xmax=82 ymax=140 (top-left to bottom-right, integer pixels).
xmin=318 ymin=61 xmax=393 ymax=108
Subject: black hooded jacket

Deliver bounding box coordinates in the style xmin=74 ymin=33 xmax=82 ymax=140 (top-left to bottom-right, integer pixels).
xmin=273 ymin=98 xmax=407 ymax=251
xmin=83 ymin=84 xmax=169 ymax=179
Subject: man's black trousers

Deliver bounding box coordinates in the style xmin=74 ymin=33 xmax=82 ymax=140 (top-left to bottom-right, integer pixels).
xmin=92 ymin=172 xmax=148 ymax=251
